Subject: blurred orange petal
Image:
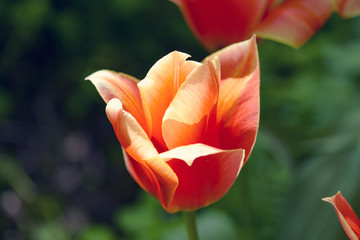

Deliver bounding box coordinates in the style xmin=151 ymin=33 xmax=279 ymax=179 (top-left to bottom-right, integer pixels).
xmin=335 ymin=0 xmax=360 ymax=17
xmin=106 ymin=99 xmax=178 ymax=208
xmin=171 ymin=0 xmax=270 ymax=50
xmin=159 ymin=143 xmax=245 ymax=213
xmin=86 ymin=70 xmax=147 ymax=133
xmin=210 ymin=37 xmax=259 ymax=163
xmin=256 ymin=0 xmax=333 ymax=48
xmin=323 ymin=191 xmax=360 ymax=240
xmin=138 ymin=51 xmax=200 ymax=146
xmin=162 ymin=58 xmax=220 ymax=149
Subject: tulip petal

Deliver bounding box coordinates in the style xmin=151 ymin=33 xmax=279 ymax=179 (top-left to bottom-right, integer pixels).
xmin=159 ymin=143 xmax=222 ymax=167
xmin=138 ymin=51 xmax=200 ymax=147
xmin=323 ymin=192 xmax=360 ymax=240
xmin=86 ymin=70 xmax=148 ymax=133
xmin=172 ymin=0 xmax=270 ymax=50
xmin=162 ymin=58 xmax=220 ymax=149
xmin=256 ymin=0 xmax=333 ymax=48
xmin=335 ymin=0 xmax=360 ymax=18
xmin=159 ymin=143 xmax=245 ymax=213
xmin=206 ymin=36 xmax=258 ymax=80
xmin=208 ymin=37 xmax=260 ymax=163
xmin=106 ymin=98 xmax=178 ymax=208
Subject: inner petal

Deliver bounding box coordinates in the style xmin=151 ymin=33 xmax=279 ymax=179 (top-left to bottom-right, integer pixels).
xmin=138 ymin=51 xmax=200 ymax=148
xmin=162 ymin=58 xmax=220 ymax=149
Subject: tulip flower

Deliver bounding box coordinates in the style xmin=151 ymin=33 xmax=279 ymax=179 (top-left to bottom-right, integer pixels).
xmin=323 ymin=191 xmax=360 ymax=240
xmin=172 ymin=0 xmax=360 ymax=50
xmin=86 ymin=36 xmax=259 ymax=213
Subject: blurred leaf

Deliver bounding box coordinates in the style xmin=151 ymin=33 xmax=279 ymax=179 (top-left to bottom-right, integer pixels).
xmin=279 ymin=109 xmax=360 ymax=240
xmin=0 ymin=90 xmax=12 ymax=121
xmin=324 ymin=40 xmax=360 ymax=79
xmin=35 ymin=195 xmax=62 ymax=221
xmin=31 ymin=221 xmax=69 ymax=240
xmin=213 ymin=129 xmax=294 ymax=240
xmin=161 ymin=210 xmax=238 ymax=240
xmin=11 ymin=0 xmax=49 ymax=39
xmin=114 ymin=193 xmax=170 ymax=240
xmin=115 ymin=193 xmax=238 ymax=240
xmin=0 ymin=154 xmax=37 ymax=202
xmin=76 ymin=225 xmax=117 ymax=240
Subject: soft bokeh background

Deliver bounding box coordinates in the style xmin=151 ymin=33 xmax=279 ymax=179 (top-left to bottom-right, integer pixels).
xmin=1 ymin=0 xmax=360 ymax=239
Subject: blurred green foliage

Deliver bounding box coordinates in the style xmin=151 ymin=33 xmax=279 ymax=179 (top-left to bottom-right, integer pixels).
xmin=1 ymin=0 xmax=360 ymax=239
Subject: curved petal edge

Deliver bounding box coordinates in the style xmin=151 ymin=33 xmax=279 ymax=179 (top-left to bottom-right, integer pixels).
xmin=256 ymin=0 xmax=333 ymax=48
xmin=322 ymin=191 xmax=360 ymax=240
xmin=160 ymin=143 xmax=245 ymax=213
xmin=106 ymin=99 xmax=179 ymax=209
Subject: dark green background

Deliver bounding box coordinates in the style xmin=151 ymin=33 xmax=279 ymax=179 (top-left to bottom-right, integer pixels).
xmin=1 ymin=0 xmax=360 ymax=239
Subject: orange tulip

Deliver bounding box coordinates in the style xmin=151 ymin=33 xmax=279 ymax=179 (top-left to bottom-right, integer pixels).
xmin=86 ymin=36 xmax=259 ymax=213
xmin=172 ymin=0 xmax=360 ymax=50
xmin=323 ymin=191 xmax=360 ymax=240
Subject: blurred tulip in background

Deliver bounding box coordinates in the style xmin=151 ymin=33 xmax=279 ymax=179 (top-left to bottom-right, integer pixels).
xmin=172 ymin=0 xmax=360 ymax=50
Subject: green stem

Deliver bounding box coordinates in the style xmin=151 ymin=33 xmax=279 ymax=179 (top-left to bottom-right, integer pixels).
xmin=182 ymin=211 xmax=199 ymax=240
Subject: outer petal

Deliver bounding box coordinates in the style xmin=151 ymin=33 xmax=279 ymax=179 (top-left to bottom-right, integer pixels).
xmin=323 ymin=191 xmax=360 ymax=240
xmin=206 ymin=36 xmax=258 ymax=80
xmin=106 ymin=98 xmax=178 ymax=208
xmin=171 ymin=0 xmax=270 ymax=50
xmin=162 ymin=58 xmax=220 ymax=149
xmin=86 ymin=70 xmax=148 ymax=133
xmin=138 ymin=51 xmax=200 ymax=148
xmin=335 ymin=0 xmax=360 ymax=18
xmin=256 ymin=0 xmax=333 ymax=48
xmin=207 ymin=37 xmax=260 ymax=163
xmin=159 ymin=143 xmax=245 ymax=213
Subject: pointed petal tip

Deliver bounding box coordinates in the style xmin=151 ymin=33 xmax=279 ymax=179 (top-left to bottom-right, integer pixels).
xmin=323 ymin=191 xmax=360 ymax=239
xmin=322 ymin=191 xmax=342 ymax=203
xmin=205 ymin=37 xmax=258 ymax=62
xmin=206 ymin=34 xmax=259 ymax=80
xmin=85 ymin=69 xmax=111 ymax=82
xmin=173 ymin=50 xmax=191 ymax=58
xmin=249 ymin=34 xmax=257 ymax=42
xmin=85 ymin=70 xmax=98 ymax=81
xmin=322 ymin=196 xmax=330 ymax=201
xmin=160 ymin=143 xmax=245 ymax=169
xmin=159 ymin=143 xmax=223 ymax=167
xmin=322 ymin=196 xmax=333 ymax=204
